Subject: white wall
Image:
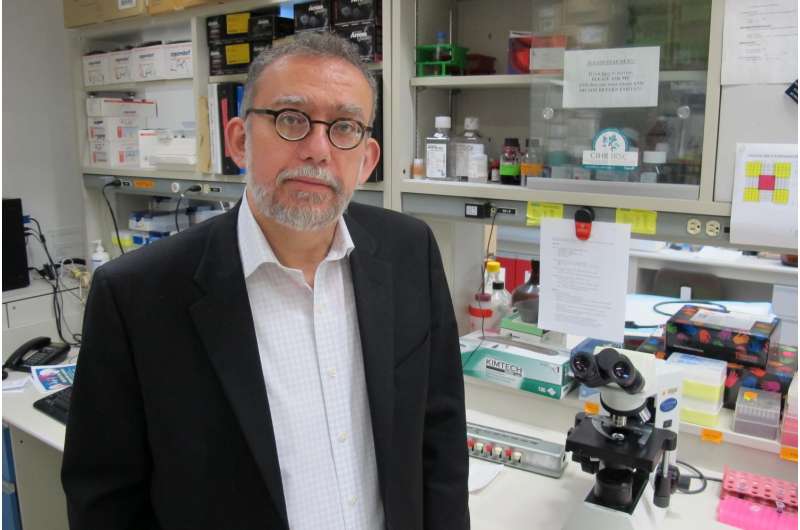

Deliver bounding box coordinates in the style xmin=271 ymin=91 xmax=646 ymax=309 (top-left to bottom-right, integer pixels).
xmin=3 ymin=0 xmax=85 ymax=269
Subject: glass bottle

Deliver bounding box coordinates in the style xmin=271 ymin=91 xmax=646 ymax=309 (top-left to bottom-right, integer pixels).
xmin=434 ymin=31 xmax=451 ymax=61
xmin=640 ymin=150 xmax=667 ymax=184
xmin=499 ymin=138 xmax=521 ymax=185
xmin=425 ymin=116 xmax=451 ymax=179
xmin=449 ymin=116 xmax=486 ymax=180
xmin=520 ymin=138 xmax=544 ymax=185
xmin=512 ymin=260 xmax=540 ymax=324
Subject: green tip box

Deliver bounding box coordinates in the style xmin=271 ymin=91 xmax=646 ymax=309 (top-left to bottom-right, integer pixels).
xmin=460 ymin=331 xmax=574 ymax=400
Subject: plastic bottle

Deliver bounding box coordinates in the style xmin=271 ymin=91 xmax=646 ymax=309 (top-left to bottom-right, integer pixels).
xmin=520 ymin=138 xmax=544 ymax=185
xmin=488 ymin=279 xmax=512 ymax=332
xmin=468 ymin=292 xmax=493 ymax=333
xmin=484 ymin=260 xmax=502 ymax=294
xmin=512 ymin=260 xmax=540 ymax=324
xmin=425 ymin=116 xmax=451 ymax=179
xmin=433 ymin=31 xmax=451 ymax=61
xmin=499 ymin=138 xmax=521 ymax=185
xmin=468 ymin=151 xmax=488 ymax=182
xmin=449 ymin=117 xmax=486 ymax=180
xmin=90 ymin=239 xmax=110 ymax=273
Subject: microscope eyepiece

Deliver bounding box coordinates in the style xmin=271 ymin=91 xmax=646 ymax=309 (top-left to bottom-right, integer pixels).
xmin=571 ymin=348 xmax=645 ymax=393
xmin=610 ymin=357 xmax=644 ymax=394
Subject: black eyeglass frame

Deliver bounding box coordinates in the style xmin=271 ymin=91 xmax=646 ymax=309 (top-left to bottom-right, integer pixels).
xmin=244 ymin=107 xmax=373 ymax=150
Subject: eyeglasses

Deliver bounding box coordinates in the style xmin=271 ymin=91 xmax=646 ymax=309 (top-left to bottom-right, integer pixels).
xmin=245 ymin=107 xmax=372 ymax=150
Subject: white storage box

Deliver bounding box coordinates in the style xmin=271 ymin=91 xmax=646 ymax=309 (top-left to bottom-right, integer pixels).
xmin=88 ymin=117 xmax=144 ymax=142
xmin=82 ymin=52 xmax=110 ymax=86
xmin=139 ymin=129 xmax=197 ymax=169
xmin=107 ymin=49 xmax=133 ymax=83
xmin=129 ymin=211 xmax=189 ymax=232
xmin=162 ymin=41 xmax=193 ymax=79
xmin=86 ymin=97 xmax=158 ymax=118
xmin=131 ymin=43 xmax=165 ymax=81
xmin=89 ymin=141 xmax=140 ymax=168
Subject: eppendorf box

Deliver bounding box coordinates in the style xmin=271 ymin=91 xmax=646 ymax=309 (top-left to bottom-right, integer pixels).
xmin=87 ymin=116 xmax=145 ymax=142
xmin=666 ymin=305 xmax=780 ymax=369
xmin=460 ymin=331 xmax=574 ymax=399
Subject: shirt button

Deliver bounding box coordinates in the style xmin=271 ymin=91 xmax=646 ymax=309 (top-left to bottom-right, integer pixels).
xmin=338 ymin=432 xmax=348 ymax=443
xmin=348 ymin=495 xmax=358 ymax=506
xmin=327 ymin=368 xmax=337 ymax=378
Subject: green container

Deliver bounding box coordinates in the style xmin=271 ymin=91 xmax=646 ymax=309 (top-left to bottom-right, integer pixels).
xmin=415 ymin=43 xmax=468 ymax=76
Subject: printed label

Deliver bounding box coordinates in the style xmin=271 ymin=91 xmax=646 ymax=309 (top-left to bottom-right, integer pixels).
xmin=616 ymin=208 xmax=657 ymax=235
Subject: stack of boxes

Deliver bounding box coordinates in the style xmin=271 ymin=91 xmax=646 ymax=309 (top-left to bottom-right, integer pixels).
xmin=86 ymin=97 xmax=157 ymax=168
xmin=207 ymin=8 xmax=294 ymax=76
xmin=666 ymin=352 xmax=727 ymax=427
xmin=732 ymin=387 xmax=783 ymax=440
xmin=82 ymin=41 xmax=193 ymax=87
xmin=332 ymin=0 xmax=382 ymax=63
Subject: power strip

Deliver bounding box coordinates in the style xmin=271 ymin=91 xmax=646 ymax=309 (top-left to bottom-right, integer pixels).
xmin=467 ymin=422 xmax=567 ymax=478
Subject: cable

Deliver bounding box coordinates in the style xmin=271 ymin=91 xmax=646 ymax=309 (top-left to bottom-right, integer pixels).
xmin=653 ymin=300 xmax=728 ymax=318
xmin=676 ymin=459 xmax=723 ymax=495
xmin=464 ymin=208 xmax=501 ymax=366
xmin=102 ymin=180 xmax=125 ymax=255
xmin=175 ymin=185 xmax=202 ymax=233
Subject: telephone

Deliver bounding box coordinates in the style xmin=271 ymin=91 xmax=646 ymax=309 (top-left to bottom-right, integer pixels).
xmin=4 ymin=336 xmax=69 ymax=373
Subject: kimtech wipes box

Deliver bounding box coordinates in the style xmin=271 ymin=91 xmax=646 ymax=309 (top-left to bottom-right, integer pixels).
xmin=460 ymin=331 xmax=574 ymax=399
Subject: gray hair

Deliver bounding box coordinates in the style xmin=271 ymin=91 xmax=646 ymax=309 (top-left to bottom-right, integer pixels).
xmin=243 ymin=32 xmax=378 ymax=125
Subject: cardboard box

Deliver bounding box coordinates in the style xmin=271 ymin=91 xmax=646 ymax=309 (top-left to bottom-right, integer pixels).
xmin=207 ymin=12 xmax=252 ymax=43
xmin=529 ymin=35 xmax=567 ymax=74
xmin=102 ymin=0 xmax=146 ymax=22
xmin=162 ymin=41 xmax=193 ymax=79
xmin=131 ymin=43 xmax=165 ymax=81
xmin=148 ymin=0 xmax=215 ymax=15
xmin=88 ymin=116 xmax=145 ymax=142
xmin=86 ymin=97 xmax=158 ymax=118
xmin=89 ymin=140 xmax=140 ymax=167
xmin=63 ymin=0 xmax=103 ymax=28
xmin=107 ymin=49 xmax=133 ymax=83
xmin=666 ymin=305 xmax=780 ymax=368
xmin=334 ymin=0 xmax=380 ymax=24
xmin=82 ymin=52 xmax=110 ymax=86
xmin=295 ymin=1 xmax=330 ymax=32
xmin=507 ymin=31 xmax=532 ymax=74
xmin=334 ymin=21 xmax=381 ymax=62
xmin=209 ymin=40 xmax=271 ymax=76
xmin=460 ymin=331 xmax=575 ymax=399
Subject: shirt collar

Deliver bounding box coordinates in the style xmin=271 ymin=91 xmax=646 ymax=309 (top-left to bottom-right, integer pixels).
xmin=237 ymin=193 xmax=355 ymax=279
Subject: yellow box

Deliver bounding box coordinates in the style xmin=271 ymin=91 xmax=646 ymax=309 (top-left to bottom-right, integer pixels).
xmin=101 ymin=0 xmax=146 ymax=22
xmin=680 ymin=406 xmax=721 ymax=428
xmin=683 ymin=380 xmax=723 ymax=403
xmin=63 ymin=0 xmax=103 ymax=28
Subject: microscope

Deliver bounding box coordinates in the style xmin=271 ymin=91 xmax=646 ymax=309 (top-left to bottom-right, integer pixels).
xmin=563 ymin=347 xmax=683 ymax=530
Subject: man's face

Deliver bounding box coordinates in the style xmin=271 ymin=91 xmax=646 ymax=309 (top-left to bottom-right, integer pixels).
xmin=227 ymin=54 xmax=380 ymax=231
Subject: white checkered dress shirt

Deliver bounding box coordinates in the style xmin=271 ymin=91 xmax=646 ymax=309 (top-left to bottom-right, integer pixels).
xmin=237 ymin=197 xmax=385 ymax=530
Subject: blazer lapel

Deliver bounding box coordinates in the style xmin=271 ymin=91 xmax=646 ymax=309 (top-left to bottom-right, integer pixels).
xmin=188 ymin=205 xmax=288 ymax=527
xmin=345 ymin=212 xmax=395 ymax=502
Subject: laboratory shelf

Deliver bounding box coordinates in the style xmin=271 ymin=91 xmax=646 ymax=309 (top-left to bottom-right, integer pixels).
xmin=82 ymin=172 xmax=245 ymax=201
xmin=411 ymin=71 xmax=707 ymax=89
xmin=83 ymin=78 xmax=192 ymax=92
xmin=210 ymin=63 xmax=382 ymax=85
xmin=357 ymin=181 xmax=384 ymax=192
xmin=399 ymin=178 xmax=729 ymax=216
xmin=83 ymin=166 xmax=246 ymax=183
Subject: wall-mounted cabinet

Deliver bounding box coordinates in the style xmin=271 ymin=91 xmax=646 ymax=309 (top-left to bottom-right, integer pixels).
xmin=390 ymin=0 xmax=797 ymax=250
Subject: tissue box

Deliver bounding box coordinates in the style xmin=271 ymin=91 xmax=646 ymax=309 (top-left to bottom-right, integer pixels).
xmin=460 ymin=331 xmax=574 ymax=399
xmin=666 ymin=305 xmax=780 ymax=368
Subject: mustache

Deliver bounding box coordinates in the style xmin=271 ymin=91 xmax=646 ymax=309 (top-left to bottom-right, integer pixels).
xmin=276 ymin=166 xmax=341 ymax=192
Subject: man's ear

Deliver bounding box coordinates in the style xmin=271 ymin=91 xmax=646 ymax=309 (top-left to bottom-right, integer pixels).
xmin=358 ymin=137 xmax=381 ymax=184
xmin=225 ymin=116 xmax=247 ymax=170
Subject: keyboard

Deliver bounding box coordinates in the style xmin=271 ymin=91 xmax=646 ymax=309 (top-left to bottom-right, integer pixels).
xmin=33 ymin=386 xmax=72 ymax=425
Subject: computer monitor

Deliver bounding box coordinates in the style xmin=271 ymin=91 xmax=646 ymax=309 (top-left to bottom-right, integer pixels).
xmin=3 ymin=198 xmax=30 ymax=291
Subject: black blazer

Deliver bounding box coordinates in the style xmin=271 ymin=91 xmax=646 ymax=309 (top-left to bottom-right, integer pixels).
xmin=61 ymin=202 xmax=469 ymax=530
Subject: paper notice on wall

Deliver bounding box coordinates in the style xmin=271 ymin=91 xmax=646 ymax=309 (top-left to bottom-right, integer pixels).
xmin=722 ymin=0 xmax=798 ymax=85
xmin=730 ymin=143 xmax=798 ymax=249
xmin=538 ymin=218 xmax=631 ymax=343
xmin=563 ymin=47 xmax=660 ymax=108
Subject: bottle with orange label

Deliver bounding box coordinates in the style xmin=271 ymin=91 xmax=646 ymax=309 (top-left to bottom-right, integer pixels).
xmin=520 ymin=138 xmax=544 ymax=185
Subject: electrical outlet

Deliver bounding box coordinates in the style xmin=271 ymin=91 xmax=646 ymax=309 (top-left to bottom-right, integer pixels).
xmin=170 ymin=182 xmax=181 ymax=193
xmin=705 ymin=219 xmax=721 ymax=237
xmin=687 ymin=218 xmax=702 ymax=236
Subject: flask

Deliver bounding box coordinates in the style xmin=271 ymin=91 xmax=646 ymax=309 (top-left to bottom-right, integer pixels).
xmin=511 ymin=260 xmax=540 ymax=324
xmin=90 ymin=240 xmax=110 ymax=273
xmin=425 ymin=116 xmax=451 ymax=179
xmin=499 ymin=138 xmax=521 ymax=185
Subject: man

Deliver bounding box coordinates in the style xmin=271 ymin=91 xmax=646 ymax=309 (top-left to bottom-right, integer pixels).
xmin=62 ymin=32 xmax=469 ymax=530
